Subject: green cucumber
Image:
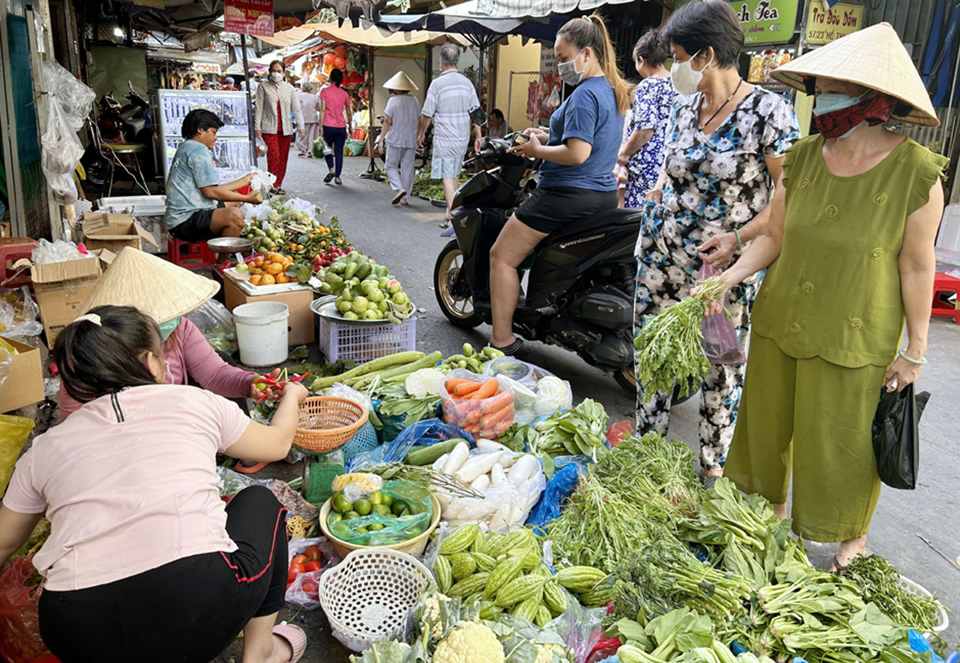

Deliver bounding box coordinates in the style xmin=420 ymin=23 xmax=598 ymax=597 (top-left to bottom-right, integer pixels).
xmin=404 ymin=438 xmax=463 ymax=466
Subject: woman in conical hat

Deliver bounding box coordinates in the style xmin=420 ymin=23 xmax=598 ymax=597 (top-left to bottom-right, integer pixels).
xmin=700 ymin=23 xmax=946 ymax=571
xmin=380 ymin=71 xmax=421 ymax=206
xmin=61 ymin=249 xmax=281 ymax=470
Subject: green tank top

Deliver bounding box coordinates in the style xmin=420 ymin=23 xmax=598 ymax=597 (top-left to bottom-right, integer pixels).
xmin=752 ymin=135 xmax=948 ymax=368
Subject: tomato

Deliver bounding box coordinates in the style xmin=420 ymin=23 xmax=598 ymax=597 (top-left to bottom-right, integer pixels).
xmin=301 ymin=580 xmax=319 ymax=595
xmin=292 ymin=554 xmax=308 ymax=565
xmin=304 ymin=561 xmax=322 ymax=573
xmin=287 ymin=563 xmax=305 ymax=583
xmin=304 ymin=546 xmax=322 ymax=561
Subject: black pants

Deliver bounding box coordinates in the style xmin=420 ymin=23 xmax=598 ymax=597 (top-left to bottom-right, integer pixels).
xmin=39 ymin=486 xmax=288 ymax=663
xmin=323 ymin=125 xmax=348 ymax=177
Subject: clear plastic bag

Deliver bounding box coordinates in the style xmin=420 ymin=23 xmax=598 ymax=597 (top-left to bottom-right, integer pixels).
xmin=0 ymin=338 xmax=15 ymax=396
xmin=186 ymin=299 xmax=237 ymax=354
xmin=0 ymin=289 xmax=42 ymax=339
xmin=284 ymin=536 xmax=339 ymax=611
xmin=30 ymin=238 xmax=83 ymax=265
xmin=0 ymin=556 xmax=49 ymax=663
xmin=347 ymin=418 xmax=470 ymax=472
xmin=441 ymin=369 xmax=515 ymax=439
xmin=215 ymin=469 xmax=318 ymax=521
xmin=326 ymin=479 xmax=433 ymax=546
xmin=0 ymin=416 xmax=34 ymax=496
xmin=492 ymin=598 xmax=606 ymax=663
xmin=40 ymin=101 xmax=84 ymax=205
xmin=41 ymin=60 xmax=95 ymax=131
xmin=698 ymin=263 xmax=745 ymax=365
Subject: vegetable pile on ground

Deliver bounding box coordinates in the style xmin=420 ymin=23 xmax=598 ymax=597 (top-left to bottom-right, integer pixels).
xmin=411 ymin=166 xmax=469 ymax=202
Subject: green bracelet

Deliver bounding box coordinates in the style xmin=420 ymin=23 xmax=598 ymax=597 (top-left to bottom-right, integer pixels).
xmin=898 ymin=349 xmax=927 ymax=365
xmin=733 ymin=228 xmax=743 ymax=253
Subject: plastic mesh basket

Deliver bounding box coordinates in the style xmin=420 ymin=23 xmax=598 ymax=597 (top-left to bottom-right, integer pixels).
xmin=318 ymin=548 xmax=433 ymax=652
xmin=320 ymin=315 xmax=417 ymax=363
xmin=898 ymin=575 xmax=950 ymax=634
xmin=341 ymin=420 xmax=380 ymax=463
xmin=293 ymin=397 xmax=367 ymax=454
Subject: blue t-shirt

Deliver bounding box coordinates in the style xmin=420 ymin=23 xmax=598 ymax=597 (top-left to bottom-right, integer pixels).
xmin=539 ymin=76 xmax=623 ymax=191
xmin=164 ymin=140 xmax=220 ymax=230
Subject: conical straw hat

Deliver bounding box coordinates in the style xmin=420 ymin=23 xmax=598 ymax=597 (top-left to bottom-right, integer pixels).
xmin=77 ymin=248 xmax=220 ymax=323
xmin=772 ymin=22 xmax=938 ymax=127
xmin=382 ymin=71 xmax=419 ymax=92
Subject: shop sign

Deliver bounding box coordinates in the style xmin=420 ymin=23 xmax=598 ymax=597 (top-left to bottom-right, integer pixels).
xmin=194 ymin=63 xmax=222 ymax=75
xmin=805 ymin=0 xmax=862 ymax=45
xmin=731 ymin=0 xmax=799 ymax=45
xmin=224 ymin=0 xmax=274 ymax=38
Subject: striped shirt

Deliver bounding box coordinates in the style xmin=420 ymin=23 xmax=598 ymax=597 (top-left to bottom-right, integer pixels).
xmin=384 ymin=94 xmax=421 ymax=149
xmin=422 ymin=69 xmax=479 ymax=158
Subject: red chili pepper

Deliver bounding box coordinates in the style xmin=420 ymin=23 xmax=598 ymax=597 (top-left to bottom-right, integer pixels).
xmin=289 ymin=371 xmax=311 ymax=383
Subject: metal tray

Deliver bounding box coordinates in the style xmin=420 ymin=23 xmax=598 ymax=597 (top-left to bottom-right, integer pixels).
xmin=207 ymin=237 xmax=253 ymax=253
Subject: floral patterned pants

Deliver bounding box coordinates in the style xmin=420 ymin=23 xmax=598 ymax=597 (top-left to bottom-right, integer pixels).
xmin=633 ymin=257 xmax=751 ymax=472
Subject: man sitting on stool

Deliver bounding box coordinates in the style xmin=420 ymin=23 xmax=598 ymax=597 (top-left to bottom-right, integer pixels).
xmin=164 ymin=109 xmax=260 ymax=242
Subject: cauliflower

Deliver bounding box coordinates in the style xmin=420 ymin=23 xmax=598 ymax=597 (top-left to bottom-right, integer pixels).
xmin=532 ymin=642 xmax=572 ymax=663
xmin=433 ymin=621 xmax=505 ymax=663
xmin=405 ymin=368 xmax=445 ymax=398
xmin=419 ymin=594 xmax=444 ymax=639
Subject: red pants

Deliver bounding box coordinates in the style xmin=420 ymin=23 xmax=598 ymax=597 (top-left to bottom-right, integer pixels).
xmin=262 ymin=132 xmax=292 ymax=188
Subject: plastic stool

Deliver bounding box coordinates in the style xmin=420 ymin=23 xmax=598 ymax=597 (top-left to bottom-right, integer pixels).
xmin=167 ymin=237 xmax=216 ymax=270
xmin=932 ymin=272 xmax=960 ymax=324
xmin=0 ymin=237 xmax=38 ymax=287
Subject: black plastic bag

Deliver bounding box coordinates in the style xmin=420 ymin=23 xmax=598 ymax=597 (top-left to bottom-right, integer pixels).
xmin=871 ymin=385 xmax=930 ymax=489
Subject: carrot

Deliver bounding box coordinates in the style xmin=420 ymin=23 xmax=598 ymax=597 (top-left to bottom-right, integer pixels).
xmin=470 ymin=379 xmax=499 ymax=401
xmin=491 ymin=417 xmax=514 ymax=436
xmin=465 ymin=409 xmax=483 ymax=425
xmin=480 ymin=391 xmax=513 ymax=412
xmin=480 ymin=405 xmax=514 ymax=429
xmin=445 ymin=378 xmax=474 ymax=392
xmin=452 ymin=381 xmax=482 ymax=397
xmin=463 ymin=423 xmax=481 ymax=435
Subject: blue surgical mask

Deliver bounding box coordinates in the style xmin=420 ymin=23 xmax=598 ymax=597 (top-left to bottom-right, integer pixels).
xmin=813 ymin=93 xmax=861 ymax=116
xmin=158 ymin=317 xmax=180 ymax=341
xmin=557 ymin=50 xmax=586 ymax=87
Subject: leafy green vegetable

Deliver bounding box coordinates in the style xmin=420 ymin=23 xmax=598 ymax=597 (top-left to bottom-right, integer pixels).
xmin=527 ymin=399 xmax=609 ymax=462
xmin=844 ymin=555 xmax=940 ymax=632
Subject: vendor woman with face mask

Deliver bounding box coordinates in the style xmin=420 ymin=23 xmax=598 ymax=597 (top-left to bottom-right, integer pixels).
xmin=59 ymin=249 xmax=282 ymax=472
xmin=634 ymin=0 xmax=799 ymax=487
xmin=703 ymin=23 xmax=946 ymax=573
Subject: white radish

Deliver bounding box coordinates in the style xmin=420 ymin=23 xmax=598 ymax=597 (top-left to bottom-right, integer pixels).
xmin=455 ymin=452 xmax=502 ymax=483
xmin=508 ymin=506 xmax=526 ymax=524
xmin=490 ymin=463 xmax=507 ymax=486
xmin=432 ymin=454 xmax=450 ymax=473
xmin=457 ymin=502 xmax=491 ymax=521
xmin=442 ymin=503 xmax=462 ymax=520
xmin=442 ymin=442 xmax=470 ymax=476
xmin=470 ymin=474 xmax=490 ymax=490
xmin=508 ymin=454 xmax=539 ymax=482
xmin=498 ymin=452 xmax=517 ymax=469
xmin=434 ymin=492 xmax=451 ymax=509
xmin=476 ymin=438 xmax=511 ymax=453
xmin=489 ymin=504 xmax=512 ymax=532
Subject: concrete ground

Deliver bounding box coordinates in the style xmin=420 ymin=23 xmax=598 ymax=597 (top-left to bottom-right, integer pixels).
xmin=213 ymin=152 xmax=959 ymax=661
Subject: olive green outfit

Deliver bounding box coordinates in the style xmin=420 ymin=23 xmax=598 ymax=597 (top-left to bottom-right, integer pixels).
xmin=724 ymin=135 xmax=947 ymax=542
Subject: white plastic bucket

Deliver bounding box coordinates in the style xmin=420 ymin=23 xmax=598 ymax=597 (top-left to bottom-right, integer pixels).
xmin=233 ymin=301 xmax=290 ymax=367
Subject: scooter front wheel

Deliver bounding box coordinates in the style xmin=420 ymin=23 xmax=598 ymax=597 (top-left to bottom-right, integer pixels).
xmin=434 ymin=240 xmax=483 ymax=329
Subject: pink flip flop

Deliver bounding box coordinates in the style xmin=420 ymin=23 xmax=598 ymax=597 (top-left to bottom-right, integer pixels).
xmin=273 ymin=623 xmax=307 ymax=663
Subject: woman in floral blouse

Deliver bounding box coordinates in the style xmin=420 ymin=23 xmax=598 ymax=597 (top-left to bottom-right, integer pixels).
xmin=634 ymin=0 xmax=799 ymax=486
xmin=619 ymin=28 xmax=676 ymax=209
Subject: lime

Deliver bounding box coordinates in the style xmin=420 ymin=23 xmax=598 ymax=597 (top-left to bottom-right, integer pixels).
xmin=328 ymin=512 xmax=343 ymax=524
xmin=369 ymin=491 xmax=383 ymax=506
xmin=354 ymin=498 xmax=372 ymax=516
xmin=367 ymin=523 xmax=385 ymax=531
xmin=372 ymin=504 xmax=391 ymax=517
xmin=343 ymin=511 xmax=361 ymax=520
xmin=332 ymin=493 xmax=352 ymax=514
xmin=355 ymin=526 xmax=369 ymax=535
xmin=391 ymin=500 xmax=408 ymax=516
xmin=381 ymin=494 xmax=394 ymax=507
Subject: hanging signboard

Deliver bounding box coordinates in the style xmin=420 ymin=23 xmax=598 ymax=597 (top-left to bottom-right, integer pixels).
xmin=193 ymin=63 xmax=222 ymax=75
xmin=805 ymin=0 xmax=863 ymax=45
xmin=224 ymin=0 xmax=274 ymax=38
xmin=729 ymin=0 xmax=800 ymax=45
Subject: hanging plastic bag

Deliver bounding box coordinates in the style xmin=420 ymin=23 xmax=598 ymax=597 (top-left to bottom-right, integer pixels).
xmin=0 ymin=556 xmax=49 ymax=663
xmin=0 ymin=415 xmax=34 ymax=496
xmin=698 ymin=262 xmax=745 ymax=365
xmin=872 ymin=385 xmax=929 ymax=490
xmin=312 ymin=135 xmax=332 ymax=158
xmin=255 ymin=136 xmax=269 ymax=158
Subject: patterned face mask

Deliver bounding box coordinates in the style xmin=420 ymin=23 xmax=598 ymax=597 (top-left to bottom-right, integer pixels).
xmin=813 ymin=93 xmax=898 ymax=139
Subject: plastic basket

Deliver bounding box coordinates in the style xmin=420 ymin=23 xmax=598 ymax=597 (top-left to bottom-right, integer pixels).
xmin=898 ymin=575 xmax=950 ymax=635
xmin=319 ymin=494 xmax=442 ymax=560
xmin=341 ymin=420 xmax=380 ymax=463
xmin=294 ymin=397 xmax=367 ymax=454
xmin=319 ymin=315 xmax=417 ymax=363
xmin=318 ymin=548 xmax=433 ymax=652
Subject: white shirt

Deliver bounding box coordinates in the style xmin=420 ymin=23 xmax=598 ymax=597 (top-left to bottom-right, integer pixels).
xmin=422 ymin=69 xmax=479 ymax=158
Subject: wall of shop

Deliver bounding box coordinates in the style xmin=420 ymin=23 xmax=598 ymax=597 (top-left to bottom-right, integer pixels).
xmin=494 ymin=36 xmax=541 ymax=134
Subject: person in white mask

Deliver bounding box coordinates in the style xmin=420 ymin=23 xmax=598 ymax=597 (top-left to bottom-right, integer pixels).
xmin=702 ymin=23 xmax=945 ymax=573
xmin=254 ymin=60 xmax=304 ymax=195
xmin=633 ymin=0 xmax=799 ymax=488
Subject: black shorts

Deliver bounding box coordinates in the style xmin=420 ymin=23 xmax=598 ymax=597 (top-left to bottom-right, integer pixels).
xmin=515 ymin=186 xmax=618 ymax=234
xmin=169 ymin=201 xmax=226 ymax=243
xmin=38 ymin=486 xmax=287 ymax=663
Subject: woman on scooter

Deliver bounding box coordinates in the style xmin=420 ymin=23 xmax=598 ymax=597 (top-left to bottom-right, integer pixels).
xmin=491 ymin=14 xmax=630 ymax=355
xmin=635 ymin=0 xmax=799 ymax=487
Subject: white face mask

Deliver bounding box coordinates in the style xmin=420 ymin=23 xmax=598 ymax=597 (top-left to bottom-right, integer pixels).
xmin=670 ymin=50 xmax=712 ymax=96
xmin=270 ymin=72 xmax=284 ymax=83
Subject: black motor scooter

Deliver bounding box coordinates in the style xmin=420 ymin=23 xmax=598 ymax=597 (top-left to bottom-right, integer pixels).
xmin=434 ymin=135 xmax=642 ymax=396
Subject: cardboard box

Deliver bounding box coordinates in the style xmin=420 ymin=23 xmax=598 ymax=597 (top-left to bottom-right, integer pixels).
xmin=82 ymin=213 xmax=159 ymax=253
xmin=34 ymin=277 xmax=101 ymax=349
xmin=223 ymin=272 xmax=315 ymax=346
xmin=0 ymin=223 xmax=10 ymax=238
xmin=30 ymin=255 xmax=102 ymax=284
xmin=0 ymin=337 xmax=44 ymax=413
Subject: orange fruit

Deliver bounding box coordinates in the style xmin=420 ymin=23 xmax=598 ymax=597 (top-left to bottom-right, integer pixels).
xmin=254 ymin=256 xmax=264 ymax=267
xmin=260 ymin=274 xmax=276 ymax=286
xmin=271 ymin=253 xmax=285 ymax=264
xmin=250 ymin=275 xmax=262 ymax=286
xmin=265 ymin=262 xmax=283 ymax=275
xmin=276 ymin=274 xmax=290 ymax=284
